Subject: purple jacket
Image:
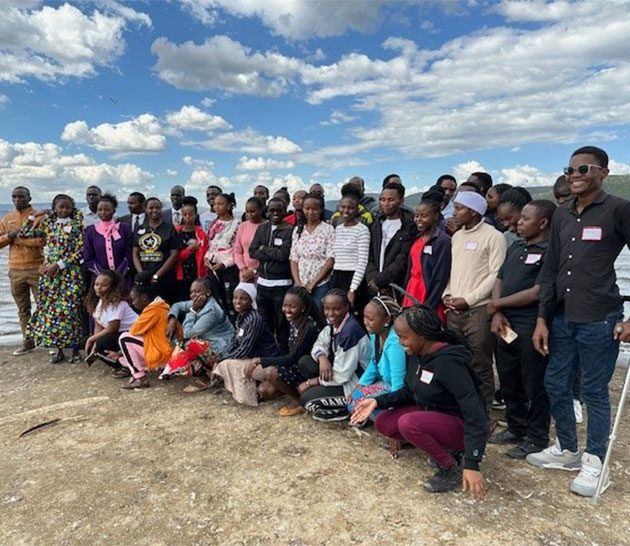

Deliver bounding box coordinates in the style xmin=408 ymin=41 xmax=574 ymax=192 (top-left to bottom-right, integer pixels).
xmin=83 ymin=222 xmax=133 ymax=279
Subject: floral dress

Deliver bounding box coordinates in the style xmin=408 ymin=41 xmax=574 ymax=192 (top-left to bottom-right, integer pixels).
xmin=22 ymin=212 xmax=84 ymax=349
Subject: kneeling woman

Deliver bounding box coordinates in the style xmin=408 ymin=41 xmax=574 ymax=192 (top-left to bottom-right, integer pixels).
xmin=163 ymin=277 xmax=234 ymax=388
xmin=298 ymin=289 xmax=371 ymax=422
xmin=211 ymin=283 xmax=279 ymax=404
xmin=117 ymin=272 xmax=173 ymax=389
xmin=350 ymin=305 xmax=488 ymax=499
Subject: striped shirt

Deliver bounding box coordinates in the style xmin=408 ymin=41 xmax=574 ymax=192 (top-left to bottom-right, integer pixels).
xmin=332 ymin=222 xmax=371 ymax=291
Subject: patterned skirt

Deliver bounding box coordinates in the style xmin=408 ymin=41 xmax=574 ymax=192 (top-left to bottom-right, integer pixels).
xmin=27 ymin=266 xmax=84 ymax=349
xmin=347 ymin=382 xmax=391 ymax=418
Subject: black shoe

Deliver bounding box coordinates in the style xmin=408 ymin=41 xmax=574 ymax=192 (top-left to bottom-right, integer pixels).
xmin=489 ymin=428 xmax=525 ymax=444
xmin=506 ymin=441 xmax=548 ymax=459
xmin=312 ymin=409 xmax=349 ymax=422
xmin=423 ymin=464 xmax=463 ymax=493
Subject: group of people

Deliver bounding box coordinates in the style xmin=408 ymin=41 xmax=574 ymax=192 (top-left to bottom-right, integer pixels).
xmin=1 ymin=145 xmax=629 ymax=501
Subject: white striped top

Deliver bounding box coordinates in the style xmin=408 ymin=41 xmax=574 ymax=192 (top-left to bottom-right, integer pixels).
xmin=332 ymin=222 xmax=371 ymax=291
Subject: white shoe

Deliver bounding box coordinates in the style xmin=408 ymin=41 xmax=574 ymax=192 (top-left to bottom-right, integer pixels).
xmin=526 ymin=438 xmax=582 ymax=471
xmin=573 ymin=399 xmax=583 ymax=424
xmin=570 ymin=453 xmax=610 ymax=497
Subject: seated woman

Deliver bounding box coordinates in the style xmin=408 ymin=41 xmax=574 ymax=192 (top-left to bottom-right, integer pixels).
xmin=84 ymin=270 xmax=138 ymax=371
xmin=347 ymin=296 xmax=406 ymax=420
xmin=117 ymin=272 xmax=173 ymax=389
xmin=211 ymin=283 xmax=279 ymax=404
xmin=350 ymin=305 xmax=488 ymax=499
xmin=241 ymin=286 xmax=323 ymax=413
xmin=297 ymin=289 xmax=371 ymax=422
xmin=163 ymin=277 xmax=234 ymax=389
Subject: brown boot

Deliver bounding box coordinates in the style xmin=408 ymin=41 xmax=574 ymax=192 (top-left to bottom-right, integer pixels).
xmin=121 ymin=377 xmax=149 ymax=389
xmin=12 ymin=339 xmax=35 ymax=356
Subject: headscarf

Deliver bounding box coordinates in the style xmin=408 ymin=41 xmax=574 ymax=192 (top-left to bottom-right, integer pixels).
xmin=453 ymin=191 xmax=488 ymax=216
xmin=234 ymin=282 xmax=257 ymax=310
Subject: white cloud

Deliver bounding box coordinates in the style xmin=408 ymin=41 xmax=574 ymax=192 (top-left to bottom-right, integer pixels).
xmin=166 ymin=169 xmax=178 ymax=177
xmin=201 ymin=97 xmax=216 ymax=107
xmin=61 ymin=114 xmax=166 ymax=154
xmin=236 ymin=156 xmax=296 ymax=171
xmin=183 ymin=156 xmax=214 ymax=167
xmin=186 ymin=167 xmax=232 ymax=192
xmin=195 ymin=129 xmax=302 ymax=155
xmin=178 ymin=0 xmax=390 ymax=39
xmin=151 ymin=35 xmax=301 ymax=96
xmin=166 ymin=105 xmax=231 ymax=132
xmin=320 ymin=109 xmax=356 ymax=126
xmin=495 ymin=0 xmax=576 ymax=22
xmin=0 ymin=138 xmax=153 ymax=201
xmin=609 ymin=159 xmax=630 ymax=175
xmin=0 ymin=2 xmax=150 ymax=83
xmin=452 ymin=161 xmax=487 ymax=182
xmin=0 ymin=94 xmax=8 ymax=109
xmin=498 ymin=164 xmax=555 ymax=187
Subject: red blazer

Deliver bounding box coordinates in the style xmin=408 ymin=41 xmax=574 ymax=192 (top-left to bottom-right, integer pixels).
xmin=174 ymin=225 xmax=208 ymax=281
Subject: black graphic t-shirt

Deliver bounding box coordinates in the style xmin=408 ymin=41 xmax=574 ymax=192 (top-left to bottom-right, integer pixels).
xmin=133 ymin=221 xmax=183 ymax=274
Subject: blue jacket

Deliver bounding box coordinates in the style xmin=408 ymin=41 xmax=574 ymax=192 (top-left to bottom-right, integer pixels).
xmin=359 ymin=329 xmax=406 ymax=390
xmin=169 ymin=297 xmax=234 ymax=354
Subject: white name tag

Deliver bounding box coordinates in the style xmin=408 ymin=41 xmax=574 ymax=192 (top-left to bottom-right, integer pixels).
xmin=137 ymin=228 xmax=146 ymax=235
xmin=465 ymin=240 xmax=478 ymax=251
xmin=420 ymin=370 xmax=434 ymax=384
xmin=582 ymin=226 xmax=602 ymax=241
xmin=274 ymin=237 xmax=283 ymax=246
xmin=423 ymin=245 xmax=433 ymax=255
xmin=238 ymin=328 xmax=244 ymax=337
xmin=525 ymin=253 xmax=542 ymax=265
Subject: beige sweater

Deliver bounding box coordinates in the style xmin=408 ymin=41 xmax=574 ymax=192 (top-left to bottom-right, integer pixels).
xmin=444 ymin=220 xmax=507 ymax=308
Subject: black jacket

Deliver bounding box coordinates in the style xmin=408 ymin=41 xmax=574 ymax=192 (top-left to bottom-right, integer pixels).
xmin=249 ymin=221 xmax=293 ymax=281
xmin=376 ymin=345 xmax=488 ymax=470
xmin=403 ymin=228 xmax=452 ymax=310
xmin=365 ymin=208 xmax=417 ymax=291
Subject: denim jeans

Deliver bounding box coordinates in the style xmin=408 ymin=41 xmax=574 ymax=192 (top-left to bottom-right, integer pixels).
xmin=544 ymin=309 xmax=623 ymax=459
xmin=311 ymin=281 xmax=330 ymax=307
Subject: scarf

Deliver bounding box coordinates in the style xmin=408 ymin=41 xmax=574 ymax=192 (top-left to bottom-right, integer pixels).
xmin=95 ymin=220 xmax=121 ymax=270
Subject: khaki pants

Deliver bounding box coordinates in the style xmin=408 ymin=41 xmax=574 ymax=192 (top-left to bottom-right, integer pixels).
xmin=8 ymin=268 xmax=40 ymax=338
xmin=447 ymin=305 xmax=495 ymax=408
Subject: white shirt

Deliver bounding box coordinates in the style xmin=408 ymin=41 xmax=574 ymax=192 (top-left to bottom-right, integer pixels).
xmin=200 ymin=210 xmax=217 ymax=232
xmin=172 ymin=209 xmax=182 ymax=226
xmin=379 ymin=218 xmax=402 ymax=271
xmin=132 ymin=213 xmax=146 ymax=231
xmin=82 ymin=207 xmax=99 ymax=227
xmin=93 ymin=300 xmax=138 ymax=331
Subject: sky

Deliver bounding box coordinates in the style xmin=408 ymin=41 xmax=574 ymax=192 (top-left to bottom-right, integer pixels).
xmin=1 ymin=0 xmax=630 ymax=206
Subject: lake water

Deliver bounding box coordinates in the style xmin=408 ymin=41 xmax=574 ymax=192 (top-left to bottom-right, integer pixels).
xmin=0 ymin=206 xmax=629 ymax=352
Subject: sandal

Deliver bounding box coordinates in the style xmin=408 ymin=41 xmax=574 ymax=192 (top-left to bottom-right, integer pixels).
xmin=121 ymin=377 xmax=149 ymax=390
xmin=183 ymin=380 xmax=209 ymax=394
xmin=279 ymin=405 xmax=305 ymax=417
xmin=49 ymin=350 xmax=65 ymax=364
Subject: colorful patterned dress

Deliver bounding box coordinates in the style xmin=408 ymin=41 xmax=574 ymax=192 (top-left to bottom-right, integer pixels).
xmin=22 ymin=212 xmax=84 ymax=349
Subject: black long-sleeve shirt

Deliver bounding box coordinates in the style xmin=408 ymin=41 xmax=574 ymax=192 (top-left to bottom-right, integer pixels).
xmin=538 ymin=191 xmax=630 ymax=323
xmin=259 ymin=319 xmax=319 ymax=369
xmin=376 ymin=345 xmax=488 ymax=471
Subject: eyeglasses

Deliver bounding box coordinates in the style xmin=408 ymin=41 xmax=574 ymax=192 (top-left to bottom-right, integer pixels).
xmin=563 ymin=164 xmax=602 ymax=176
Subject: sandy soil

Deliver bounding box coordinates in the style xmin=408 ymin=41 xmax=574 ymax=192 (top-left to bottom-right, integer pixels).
xmin=0 ymin=348 xmax=628 ymax=546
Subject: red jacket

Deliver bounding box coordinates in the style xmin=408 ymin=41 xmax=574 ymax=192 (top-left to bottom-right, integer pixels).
xmin=174 ymin=225 xmax=208 ymax=281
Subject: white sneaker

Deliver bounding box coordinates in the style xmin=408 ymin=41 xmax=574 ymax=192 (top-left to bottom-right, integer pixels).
xmin=526 ymin=438 xmax=582 ymax=471
xmin=570 ymin=453 xmax=610 ymax=497
xmin=573 ymin=399 xmax=583 ymax=424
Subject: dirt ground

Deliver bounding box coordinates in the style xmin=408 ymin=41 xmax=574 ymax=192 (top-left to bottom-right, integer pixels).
xmin=0 ymin=349 xmax=628 ymax=546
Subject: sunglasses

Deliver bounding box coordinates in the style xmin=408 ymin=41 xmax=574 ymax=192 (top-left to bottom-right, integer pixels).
xmin=563 ymin=164 xmax=602 ymax=176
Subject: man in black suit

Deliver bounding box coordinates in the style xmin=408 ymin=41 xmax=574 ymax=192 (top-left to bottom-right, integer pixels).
xmin=118 ymin=192 xmax=146 ymax=232
xmin=162 ymin=185 xmax=185 ymax=225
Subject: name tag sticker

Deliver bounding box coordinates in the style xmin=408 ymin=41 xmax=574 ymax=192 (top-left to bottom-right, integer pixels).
xmin=238 ymin=328 xmax=244 ymax=337
xmin=423 ymin=245 xmax=433 ymax=255
xmin=525 ymin=253 xmax=542 ymax=265
xmin=138 ymin=228 xmax=146 ymax=235
xmin=62 ymin=225 xmax=72 ymax=233
xmin=274 ymin=237 xmax=283 ymax=246
xmin=582 ymin=226 xmax=602 ymax=241
xmin=420 ymin=370 xmax=434 ymax=384
xmin=465 ymin=241 xmax=478 ymax=251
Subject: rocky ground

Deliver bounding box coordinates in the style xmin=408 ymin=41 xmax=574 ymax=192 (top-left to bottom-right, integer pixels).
xmin=0 ymin=348 xmax=628 ymax=546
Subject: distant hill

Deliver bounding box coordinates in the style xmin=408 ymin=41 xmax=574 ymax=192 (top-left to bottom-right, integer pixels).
xmin=326 ymin=174 xmax=629 ymax=211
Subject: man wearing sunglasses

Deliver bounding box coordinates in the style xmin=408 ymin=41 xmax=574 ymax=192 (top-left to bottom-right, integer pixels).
xmin=529 ymin=146 xmax=630 ymax=497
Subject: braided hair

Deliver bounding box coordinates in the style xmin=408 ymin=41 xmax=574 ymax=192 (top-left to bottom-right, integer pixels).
xmin=286 ymin=284 xmax=325 ymax=344
xmin=499 ymin=187 xmax=532 ymax=211
xmin=324 ymin=288 xmax=350 ymax=307
xmin=51 ymin=193 xmax=78 ymax=220
xmin=399 ymin=304 xmax=467 ymax=347
xmin=368 ymin=295 xmax=402 ymax=321
xmin=297 ymin=192 xmax=325 ymax=239
xmin=131 ymin=270 xmax=158 ymax=301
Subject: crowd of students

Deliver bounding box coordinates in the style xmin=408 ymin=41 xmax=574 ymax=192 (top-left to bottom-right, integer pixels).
xmin=1 ymin=145 xmax=629 ymax=501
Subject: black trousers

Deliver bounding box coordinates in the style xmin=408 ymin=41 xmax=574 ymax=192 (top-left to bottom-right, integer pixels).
xmin=496 ymin=320 xmax=550 ymax=446
xmin=297 ymin=355 xmax=346 ymax=415
xmin=207 ymin=265 xmax=239 ymax=322
xmin=257 ymin=283 xmax=290 ymax=353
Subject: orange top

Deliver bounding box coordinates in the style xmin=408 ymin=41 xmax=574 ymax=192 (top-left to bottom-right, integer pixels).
xmin=0 ymin=207 xmax=44 ymax=270
xmin=129 ymin=297 xmax=173 ymax=369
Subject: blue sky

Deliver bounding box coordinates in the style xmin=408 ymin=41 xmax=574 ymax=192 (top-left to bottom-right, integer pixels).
xmin=1 ymin=0 xmax=629 ymax=205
